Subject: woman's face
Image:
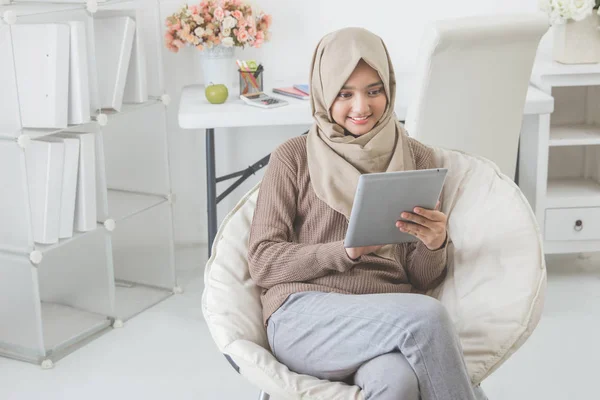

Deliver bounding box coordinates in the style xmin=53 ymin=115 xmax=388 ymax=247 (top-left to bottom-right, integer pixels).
xmin=330 ymin=59 xmax=388 ymax=136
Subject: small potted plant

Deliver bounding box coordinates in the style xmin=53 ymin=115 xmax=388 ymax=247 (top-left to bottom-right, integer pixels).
xmin=164 ymin=0 xmax=272 ymax=85
xmin=539 ymin=0 xmax=600 ymax=64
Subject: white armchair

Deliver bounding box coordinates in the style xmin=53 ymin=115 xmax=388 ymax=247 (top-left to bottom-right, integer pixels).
xmin=404 ymin=13 xmax=549 ymax=179
xmin=202 ymin=147 xmax=546 ymax=400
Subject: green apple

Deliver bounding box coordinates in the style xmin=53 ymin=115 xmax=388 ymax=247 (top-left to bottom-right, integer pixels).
xmin=205 ymin=83 xmax=228 ymax=104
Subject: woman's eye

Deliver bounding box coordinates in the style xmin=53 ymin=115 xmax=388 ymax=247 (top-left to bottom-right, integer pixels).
xmin=337 ymin=92 xmax=352 ymax=99
xmin=368 ymin=88 xmax=383 ymax=96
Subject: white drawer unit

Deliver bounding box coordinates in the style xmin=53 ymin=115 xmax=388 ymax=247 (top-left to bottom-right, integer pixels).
xmin=545 ymin=207 xmax=600 ymax=241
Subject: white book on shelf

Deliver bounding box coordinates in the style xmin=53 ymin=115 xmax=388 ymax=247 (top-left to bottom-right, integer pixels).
xmin=67 ymin=21 xmax=91 ymax=125
xmin=95 ymin=131 xmax=109 ymax=221
xmin=11 ymin=24 xmax=70 ymax=129
xmin=56 ymin=137 xmax=80 ymax=239
xmin=94 ymin=17 xmax=136 ymax=111
xmin=25 ymin=139 xmax=65 ymax=244
xmin=58 ymin=133 xmax=97 ymax=232
xmin=0 ymin=25 xmax=22 ymax=137
xmin=123 ymin=22 xmax=149 ymax=104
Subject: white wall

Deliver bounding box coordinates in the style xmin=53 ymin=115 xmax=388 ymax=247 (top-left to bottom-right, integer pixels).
xmin=159 ymin=0 xmax=548 ymax=245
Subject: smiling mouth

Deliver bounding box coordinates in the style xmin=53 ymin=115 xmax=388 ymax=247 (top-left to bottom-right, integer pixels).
xmin=348 ymin=115 xmax=372 ymax=124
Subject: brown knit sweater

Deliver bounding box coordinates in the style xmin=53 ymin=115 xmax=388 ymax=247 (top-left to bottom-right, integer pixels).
xmin=248 ymin=135 xmax=448 ymax=325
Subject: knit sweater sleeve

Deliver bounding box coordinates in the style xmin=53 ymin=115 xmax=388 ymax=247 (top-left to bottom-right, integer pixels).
xmin=248 ymin=150 xmax=360 ymax=289
xmin=404 ymin=238 xmax=448 ymax=290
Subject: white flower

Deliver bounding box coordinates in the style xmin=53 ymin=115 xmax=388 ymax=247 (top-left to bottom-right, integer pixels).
xmin=222 ymin=16 xmax=237 ymax=30
xmin=567 ymin=0 xmax=595 ymax=21
xmin=221 ymin=37 xmax=235 ymax=47
xmin=541 ymin=0 xmax=596 ymax=24
xmin=194 ymin=27 xmax=205 ymax=37
xmin=539 ymin=0 xmax=552 ymax=12
xmin=223 ymin=27 xmax=231 ymax=37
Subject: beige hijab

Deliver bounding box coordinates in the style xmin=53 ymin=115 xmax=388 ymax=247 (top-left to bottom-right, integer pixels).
xmin=306 ymin=27 xmax=416 ymax=260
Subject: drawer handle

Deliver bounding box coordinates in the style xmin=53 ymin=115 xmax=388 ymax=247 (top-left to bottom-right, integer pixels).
xmin=574 ymin=219 xmax=583 ymax=232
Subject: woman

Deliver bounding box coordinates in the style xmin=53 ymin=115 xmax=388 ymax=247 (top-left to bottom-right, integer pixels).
xmin=248 ymin=27 xmax=487 ymax=400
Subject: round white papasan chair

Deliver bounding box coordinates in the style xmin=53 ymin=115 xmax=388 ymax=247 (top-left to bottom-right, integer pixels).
xmin=201 ymin=146 xmax=547 ymax=400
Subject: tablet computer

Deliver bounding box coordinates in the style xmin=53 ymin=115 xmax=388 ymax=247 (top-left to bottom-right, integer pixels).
xmin=344 ymin=168 xmax=448 ymax=248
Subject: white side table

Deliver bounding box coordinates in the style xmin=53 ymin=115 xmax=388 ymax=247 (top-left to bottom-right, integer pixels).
xmin=522 ymin=51 xmax=600 ymax=254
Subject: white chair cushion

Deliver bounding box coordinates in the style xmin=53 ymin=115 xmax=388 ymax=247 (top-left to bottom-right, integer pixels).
xmin=202 ymin=147 xmax=546 ymax=399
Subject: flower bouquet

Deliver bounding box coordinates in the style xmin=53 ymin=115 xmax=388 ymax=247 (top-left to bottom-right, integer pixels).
xmin=164 ymin=0 xmax=272 ymax=53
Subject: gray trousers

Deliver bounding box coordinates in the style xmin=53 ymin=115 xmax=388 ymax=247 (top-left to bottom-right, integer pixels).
xmin=267 ymin=291 xmax=488 ymax=400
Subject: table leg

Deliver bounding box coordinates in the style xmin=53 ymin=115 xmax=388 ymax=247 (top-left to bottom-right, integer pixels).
xmin=206 ymin=128 xmax=217 ymax=257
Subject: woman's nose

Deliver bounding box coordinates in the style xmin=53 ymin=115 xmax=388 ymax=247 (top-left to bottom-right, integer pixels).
xmin=352 ymin=94 xmax=370 ymax=114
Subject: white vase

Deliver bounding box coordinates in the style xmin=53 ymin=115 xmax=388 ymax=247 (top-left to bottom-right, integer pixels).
xmin=553 ymin=13 xmax=600 ymax=64
xmin=195 ymin=45 xmax=235 ymax=87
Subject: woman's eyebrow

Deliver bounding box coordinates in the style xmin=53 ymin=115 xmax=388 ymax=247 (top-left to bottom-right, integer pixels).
xmin=341 ymin=81 xmax=383 ymax=90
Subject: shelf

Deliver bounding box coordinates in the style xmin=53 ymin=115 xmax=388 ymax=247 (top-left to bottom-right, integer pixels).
xmin=33 ymin=224 xmax=103 ymax=254
xmin=114 ymin=282 xmax=172 ymax=321
xmin=0 ymin=100 xmax=161 ymax=141
xmin=547 ymin=178 xmax=600 ymax=208
xmin=2 ymin=189 xmax=165 ymax=255
xmin=0 ymin=301 xmax=111 ymax=363
xmin=41 ymin=301 xmax=110 ymax=354
xmin=549 ymin=124 xmax=600 ymax=147
xmin=100 ymin=99 xmax=162 ymax=120
xmin=106 ymin=189 xmax=167 ymax=222
xmin=531 ymin=51 xmax=600 ymax=90
xmin=0 ymin=122 xmax=96 ymax=141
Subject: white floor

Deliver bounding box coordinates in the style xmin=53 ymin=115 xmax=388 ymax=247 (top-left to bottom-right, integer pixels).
xmin=1 ymin=247 xmax=599 ymax=400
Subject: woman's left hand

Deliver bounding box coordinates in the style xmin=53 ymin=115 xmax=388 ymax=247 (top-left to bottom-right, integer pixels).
xmin=395 ymin=201 xmax=448 ymax=251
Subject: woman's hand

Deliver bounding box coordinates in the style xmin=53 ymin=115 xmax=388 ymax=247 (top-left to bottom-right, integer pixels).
xmin=345 ymin=244 xmax=383 ymax=261
xmin=396 ymin=201 xmax=448 ymax=250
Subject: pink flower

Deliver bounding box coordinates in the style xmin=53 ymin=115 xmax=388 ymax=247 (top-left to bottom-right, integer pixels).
xmin=247 ymin=27 xmax=256 ymax=36
xmin=256 ymin=31 xmax=264 ymax=40
xmin=189 ymin=5 xmax=199 ymax=14
xmin=253 ymin=38 xmax=263 ymax=48
xmin=196 ymin=44 xmax=204 ymax=51
xmin=172 ymin=22 xmax=181 ymax=31
xmin=233 ymin=0 xmax=241 ymax=5
xmin=214 ymin=7 xmax=225 ymax=21
xmin=237 ymin=18 xmax=247 ymax=28
xmin=262 ymin=14 xmax=272 ymax=27
xmin=200 ymin=0 xmax=208 ymax=7
xmin=237 ymin=28 xmax=248 ymax=42
xmin=232 ymin=10 xmax=243 ymax=20
xmin=172 ymin=39 xmax=185 ymax=49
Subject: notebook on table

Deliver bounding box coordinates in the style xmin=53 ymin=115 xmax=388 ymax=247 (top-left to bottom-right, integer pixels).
xmin=293 ymin=84 xmax=309 ymax=95
xmin=272 ymin=87 xmax=310 ymax=100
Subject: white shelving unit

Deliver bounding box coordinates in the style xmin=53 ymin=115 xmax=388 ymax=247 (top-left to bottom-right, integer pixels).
xmin=0 ymin=0 xmax=178 ymax=367
xmin=520 ymin=50 xmax=600 ymax=254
